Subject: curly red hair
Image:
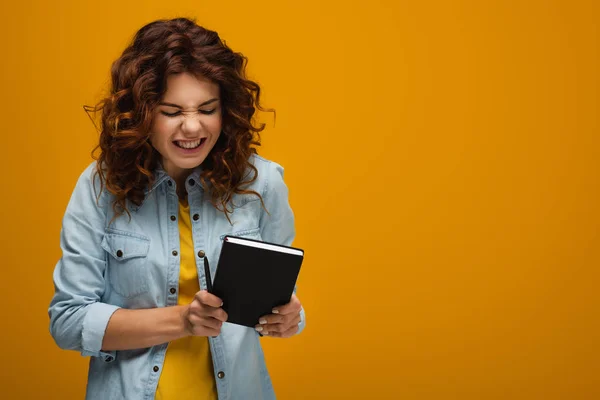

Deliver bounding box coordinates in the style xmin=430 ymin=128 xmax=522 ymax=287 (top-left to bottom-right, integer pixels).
xmin=86 ymin=17 xmax=273 ymax=221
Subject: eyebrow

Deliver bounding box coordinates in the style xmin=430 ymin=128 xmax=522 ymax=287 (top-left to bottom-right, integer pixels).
xmin=159 ymin=98 xmax=219 ymax=108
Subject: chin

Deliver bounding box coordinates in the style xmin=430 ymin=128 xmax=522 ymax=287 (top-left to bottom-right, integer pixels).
xmin=177 ymin=156 xmax=209 ymax=170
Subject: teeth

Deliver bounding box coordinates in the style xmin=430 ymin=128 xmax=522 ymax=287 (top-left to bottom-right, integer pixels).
xmin=176 ymin=139 xmax=202 ymax=149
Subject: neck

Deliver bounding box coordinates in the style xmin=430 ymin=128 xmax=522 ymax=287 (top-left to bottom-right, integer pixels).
xmin=176 ymin=184 xmax=187 ymax=200
xmin=160 ymin=160 xmax=191 ymax=199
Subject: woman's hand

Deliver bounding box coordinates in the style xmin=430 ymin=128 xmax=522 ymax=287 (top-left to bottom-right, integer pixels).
xmin=255 ymin=294 xmax=302 ymax=338
xmin=183 ymin=290 xmax=228 ymax=337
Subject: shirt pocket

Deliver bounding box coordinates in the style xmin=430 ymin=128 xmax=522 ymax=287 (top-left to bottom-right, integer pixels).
xmin=230 ymin=192 xmax=261 ymax=209
xmin=101 ymin=230 xmax=151 ymax=298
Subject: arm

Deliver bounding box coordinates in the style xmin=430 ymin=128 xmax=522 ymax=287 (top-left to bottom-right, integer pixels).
xmin=48 ymin=164 xmax=226 ymax=357
xmin=102 ymin=291 xmax=227 ymax=351
xmin=101 ymin=306 xmax=188 ymax=351
xmin=48 ymin=163 xmax=120 ymax=360
xmin=258 ymin=161 xmax=306 ymax=335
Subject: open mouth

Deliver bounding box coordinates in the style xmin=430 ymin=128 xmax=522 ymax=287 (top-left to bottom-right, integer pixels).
xmin=174 ymin=138 xmax=206 ymax=149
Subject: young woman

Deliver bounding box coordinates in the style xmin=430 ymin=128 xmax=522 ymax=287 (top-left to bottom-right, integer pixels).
xmin=48 ymin=17 xmax=305 ymax=400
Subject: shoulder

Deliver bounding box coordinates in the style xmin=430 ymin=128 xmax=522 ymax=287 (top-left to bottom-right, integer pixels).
xmin=248 ymin=153 xmax=285 ymax=184
xmin=71 ymin=161 xmax=111 ymax=207
xmin=247 ymin=154 xmax=289 ymax=199
xmin=77 ymin=161 xmax=99 ymax=183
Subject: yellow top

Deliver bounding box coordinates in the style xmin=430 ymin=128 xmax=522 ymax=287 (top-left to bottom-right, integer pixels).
xmin=155 ymin=200 xmax=218 ymax=400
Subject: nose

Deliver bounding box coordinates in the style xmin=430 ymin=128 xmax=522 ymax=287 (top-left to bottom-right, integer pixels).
xmin=181 ymin=113 xmax=202 ymax=135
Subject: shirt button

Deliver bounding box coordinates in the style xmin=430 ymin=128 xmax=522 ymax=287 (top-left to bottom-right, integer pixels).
xmin=116 ymin=250 xmax=123 ymax=258
xmin=105 ymin=356 xmax=114 ymax=362
xmin=153 ymin=366 xmax=159 ymax=372
xmin=170 ymin=215 xmax=176 ymax=221
xmin=188 ymin=179 xmax=195 ymax=186
xmin=167 ymin=180 xmax=173 ymax=187
xmin=172 ymin=250 xmax=178 ymax=256
xmin=197 ymin=250 xmax=205 ymax=258
xmin=217 ymin=371 xmax=225 ymax=379
xmin=193 ymin=214 xmax=199 ymax=221
xmin=169 ymin=287 xmax=176 ymax=294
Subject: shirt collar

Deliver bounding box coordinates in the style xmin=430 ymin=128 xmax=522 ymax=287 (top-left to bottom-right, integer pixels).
xmin=144 ymin=163 xmax=204 ymax=194
xmin=131 ymin=163 xmax=203 ymax=211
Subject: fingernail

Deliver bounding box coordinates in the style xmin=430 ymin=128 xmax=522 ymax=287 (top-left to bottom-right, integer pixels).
xmin=255 ymin=326 xmax=263 ymax=332
xmin=272 ymin=309 xmax=279 ymax=314
xmin=220 ymin=301 xmax=224 ymax=307
xmin=262 ymin=331 xmax=269 ymax=335
xmin=259 ymin=318 xmax=267 ymax=324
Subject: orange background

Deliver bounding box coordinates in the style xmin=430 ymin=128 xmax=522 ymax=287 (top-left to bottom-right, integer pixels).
xmin=0 ymin=0 xmax=598 ymax=399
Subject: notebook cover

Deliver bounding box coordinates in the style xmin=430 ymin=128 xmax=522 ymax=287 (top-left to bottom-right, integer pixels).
xmin=212 ymin=235 xmax=304 ymax=328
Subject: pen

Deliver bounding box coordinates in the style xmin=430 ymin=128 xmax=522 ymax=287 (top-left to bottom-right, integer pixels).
xmin=204 ymin=256 xmax=221 ymax=339
xmin=204 ymin=256 xmax=213 ymax=293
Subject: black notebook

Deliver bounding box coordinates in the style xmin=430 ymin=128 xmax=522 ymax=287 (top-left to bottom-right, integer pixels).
xmin=211 ymin=235 xmax=304 ymax=328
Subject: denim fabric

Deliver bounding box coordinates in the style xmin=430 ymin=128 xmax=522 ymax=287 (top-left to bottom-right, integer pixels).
xmin=48 ymin=154 xmax=305 ymax=400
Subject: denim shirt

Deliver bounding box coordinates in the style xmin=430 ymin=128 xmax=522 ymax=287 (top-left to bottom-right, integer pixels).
xmin=48 ymin=154 xmax=305 ymax=400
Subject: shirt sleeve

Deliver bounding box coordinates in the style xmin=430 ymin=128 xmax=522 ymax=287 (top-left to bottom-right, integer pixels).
xmin=48 ymin=163 xmax=120 ymax=361
xmin=259 ymin=161 xmax=306 ymax=335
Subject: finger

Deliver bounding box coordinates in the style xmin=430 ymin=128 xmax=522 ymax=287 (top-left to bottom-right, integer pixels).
xmin=208 ymin=307 xmax=229 ymax=323
xmin=289 ymin=314 xmax=301 ymax=327
xmin=257 ymin=313 xmax=285 ymax=325
xmin=272 ymin=294 xmax=301 ymax=316
xmin=269 ymin=324 xmax=299 ymax=338
xmin=188 ymin=300 xmax=202 ymax=314
xmin=197 ymin=325 xmax=221 ymax=337
xmin=255 ymin=322 xmax=285 ymax=334
xmin=189 ymin=314 xmax=222 ymax=330
xmin=188 ymin=300 xmax=226 ymax=322
xmin=256 ymin=312 xmax=301 ymax=334
xmin=254 ymin=323 xmax=272 ymax=334
xmin=195 ymin=290 xmax=223 ymax=308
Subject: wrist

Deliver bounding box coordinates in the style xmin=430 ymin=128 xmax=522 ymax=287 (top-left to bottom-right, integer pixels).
xmin=176 ymin=304 xmax=192 ymax=338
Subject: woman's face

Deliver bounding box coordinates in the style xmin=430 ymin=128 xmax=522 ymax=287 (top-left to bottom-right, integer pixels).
xmin=149 ymin=72 xmax=222 ymax=180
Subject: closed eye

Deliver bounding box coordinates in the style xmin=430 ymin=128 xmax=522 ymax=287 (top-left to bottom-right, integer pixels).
xmin=161 ymin=109 xmax=217 ymax=117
